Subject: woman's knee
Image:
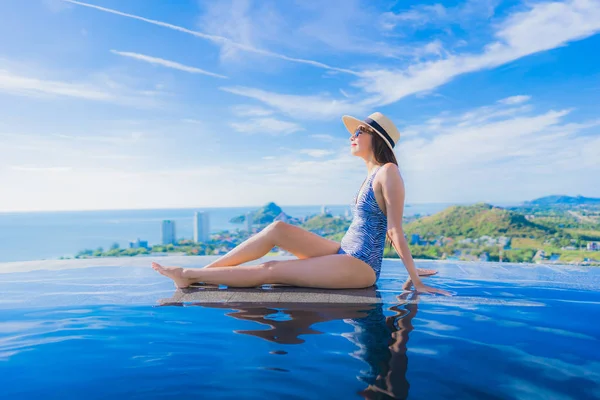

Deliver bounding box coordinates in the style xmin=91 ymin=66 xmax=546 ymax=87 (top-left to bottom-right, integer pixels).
xmin=258 ymin=260 xmax=278 ymax=281
xmin=268 ymin=220 xmax=287 ymax=231
xmin=263 ymin=221 xmax=287 ymax=238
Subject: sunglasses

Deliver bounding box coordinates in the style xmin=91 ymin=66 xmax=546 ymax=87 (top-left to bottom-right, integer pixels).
xmin=352 ymin=126 xmax=372 ymax=139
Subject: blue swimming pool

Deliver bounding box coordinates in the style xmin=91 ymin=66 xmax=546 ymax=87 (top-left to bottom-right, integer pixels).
xmin=1 ymin=259 xmax=599 ymax=399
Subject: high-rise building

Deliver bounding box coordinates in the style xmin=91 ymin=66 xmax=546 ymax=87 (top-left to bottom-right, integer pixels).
xmin=161 ymin=220 xmax=176 ymax=245
xmin=194 ymin=211 xmax=210 ymax=243
xmin=129 ymin=238 xmax=148 ymax=249
xmin=245 ymin=212 xmax=253 ymax=233
xmin=410 ymin=234 xmax=420 ymax=245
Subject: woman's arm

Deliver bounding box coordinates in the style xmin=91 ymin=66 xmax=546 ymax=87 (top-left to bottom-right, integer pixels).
xmin=380 ymin=164 xmax=450 ymax=296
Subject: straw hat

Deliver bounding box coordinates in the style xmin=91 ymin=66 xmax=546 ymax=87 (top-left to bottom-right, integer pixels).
xmin=342 ymin=112 xmax=400 ymax=151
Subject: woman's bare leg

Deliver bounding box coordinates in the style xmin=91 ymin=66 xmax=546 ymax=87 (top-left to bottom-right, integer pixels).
xmin=202 ymin=221 xmax=340 ymax=269
xmin=151 ymin=253 xmax=376 ymax=289
xmin=160 ymin=219 xmax=436 ymax=277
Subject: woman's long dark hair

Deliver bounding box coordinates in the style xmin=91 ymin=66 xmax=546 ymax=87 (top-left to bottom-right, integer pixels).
xmin=366 ymin=125 xmax=400 ymax=254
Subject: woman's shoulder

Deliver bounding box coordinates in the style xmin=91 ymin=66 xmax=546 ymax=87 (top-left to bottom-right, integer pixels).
xmin=379 ymin=162 xmax=398 ymax=171
xmin=377 ymin=163 xmax=401 ymax=177
xmin=374 ymin=163 xmax=403 ymax=185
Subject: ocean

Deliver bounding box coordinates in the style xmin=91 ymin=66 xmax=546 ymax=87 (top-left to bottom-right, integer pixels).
xmin=0 ymin=202 xmax=518 ymax=263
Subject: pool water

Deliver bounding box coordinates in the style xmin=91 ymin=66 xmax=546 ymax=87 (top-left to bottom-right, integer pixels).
xmin=1 ymin=260 xmax=599 ymax=399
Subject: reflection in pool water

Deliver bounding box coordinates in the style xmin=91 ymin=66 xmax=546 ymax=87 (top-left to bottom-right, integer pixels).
xmin=181 ymin=280 xmax=418 ymax=399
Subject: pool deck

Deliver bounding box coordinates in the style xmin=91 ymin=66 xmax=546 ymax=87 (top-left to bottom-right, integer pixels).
xmin=0 ymin=255 xmax=597 ymax=307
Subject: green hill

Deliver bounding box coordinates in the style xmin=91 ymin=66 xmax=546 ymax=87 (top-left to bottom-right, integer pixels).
xmin=301 ymin=214 xmax=350 ymax=237
xmin=403 ymin=202 xmax=555 ymax=238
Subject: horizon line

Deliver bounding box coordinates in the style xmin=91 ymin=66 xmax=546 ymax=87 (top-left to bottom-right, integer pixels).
xmin=0 ymin=199 xmax=533 ymax=214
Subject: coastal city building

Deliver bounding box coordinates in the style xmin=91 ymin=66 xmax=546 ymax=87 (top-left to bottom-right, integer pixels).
xmin=344 ymin=208 xmax=351 ymax=220
xmin=410 ymin=234 xmax=420 ymax=245
xmin=129 ymin=238 xmax=148 ymax=249
xmin=161 ymin=220 xmax=176 ymax=245
xmin=194 ymin=211 xmax=210 ymax=243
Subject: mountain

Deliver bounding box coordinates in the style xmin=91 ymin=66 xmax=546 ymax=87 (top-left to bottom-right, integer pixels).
xmin=230 ymin=202 xmax=286 ymax=225
xmin=522 ymin=195 xmax=600 ymax=207
xmin=403 ymin=202 xmax=554 ymax=238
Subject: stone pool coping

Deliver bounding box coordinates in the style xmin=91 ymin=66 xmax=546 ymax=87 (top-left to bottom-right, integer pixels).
xmin=160 ymin=284 xmax=384 ymax=304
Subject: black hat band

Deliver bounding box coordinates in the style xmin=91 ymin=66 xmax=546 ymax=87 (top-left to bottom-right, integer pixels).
xmin=365 ymin=117 xmax=395 ymax=148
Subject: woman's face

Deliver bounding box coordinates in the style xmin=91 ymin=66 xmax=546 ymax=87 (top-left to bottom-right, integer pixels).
xmin=350 ymin=125 xmax=373 ymax=157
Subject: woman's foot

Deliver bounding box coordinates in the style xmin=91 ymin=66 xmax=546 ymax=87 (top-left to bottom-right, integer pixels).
xmin=417 ymin=268 xmax=437 ymax=277
xmin=151 ymin=262 xmax=193 ymax=289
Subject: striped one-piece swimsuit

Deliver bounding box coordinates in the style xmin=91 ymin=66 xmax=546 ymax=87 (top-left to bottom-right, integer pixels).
xmin=337 ymin=166 xmax=387 ymax=279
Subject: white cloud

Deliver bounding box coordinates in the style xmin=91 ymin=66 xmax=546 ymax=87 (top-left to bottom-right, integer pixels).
xmin=394 ymin=96 xmax=600 ymax=202
xmin=310 ymin=134 xmax=337 ymax=142
xmin=9 ymin=166 xmax=72 ymax=172
xmin=381 ymin=4 xmax=447 ymax=29
xmin=421 ymin=40 xmax=445 ymax=57
xmin=43 ymin=0 xmax=72 ymax=13
xmin=110 ymin=50 xmax=228 ymax=79
xmin=0 ymin=151 xmax=361 ymax=211
xmin=498 ymin=95 xmax=531 ymax=105
xmin=221 ymin=86 xmax=365 ymax=120
xmin=299 ymin=149 xmax=334 ymax=158
xmin=64 ymin=0 xmax=357 ymax=74
xmin=196 ymin=0 xmax=275 ymax=63
xmin=289 ymin=0 xmax=413 ymax=58
xmin=380 ymin=0 xmax=498 ymax=31
xmin=231 ymin=105 xmax=274 ymax=117
xmin=230 ymin=117 xmax=303 ymax=135
xmin=0 ymin=67 xmax=163 ymax=107
xmin=0 ymin=69 xmax=113 ymax=101
xmin=63 ymin=0 xmax=600 ymax=120
xmin=218 ymin=1 xmax=600 ymax=119
xmin=2 ymin=96 xmax=599 ymax=211
xmin=0 ymin=122 xmax=171 ymax=180
xmin=54 ymin=132 xmax=144 ymax=145
xmin=90 ymin=154 xmax=143 ymax=160
xmin=357 ymin=0 xmax=600 ymax=106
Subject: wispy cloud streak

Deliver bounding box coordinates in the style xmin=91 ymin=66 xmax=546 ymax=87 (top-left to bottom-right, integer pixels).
xmin=64 ymin=0 xmax=359 ymax=75
xmin=110 ymin=51 xmax=228 ymax=79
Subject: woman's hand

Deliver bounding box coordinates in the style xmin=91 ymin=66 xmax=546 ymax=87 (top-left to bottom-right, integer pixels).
xmin=414 ymin=282 xmax=452 ymax=296
xmin=402 ymin=278 xmax=452 ymax=296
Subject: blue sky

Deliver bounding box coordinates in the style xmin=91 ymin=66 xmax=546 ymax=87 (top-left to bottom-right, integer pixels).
xmin=1 ymin=0 xmax=599 ymax=212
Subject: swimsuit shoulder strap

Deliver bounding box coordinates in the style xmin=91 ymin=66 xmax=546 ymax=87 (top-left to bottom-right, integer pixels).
xmin=368 ymin=165 xmax=385 ymax=185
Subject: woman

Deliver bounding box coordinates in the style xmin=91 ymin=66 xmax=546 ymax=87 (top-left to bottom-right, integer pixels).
xmin=152 ymin=112 xmax=450 ymax=295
